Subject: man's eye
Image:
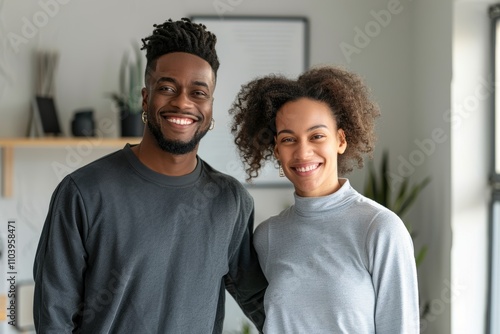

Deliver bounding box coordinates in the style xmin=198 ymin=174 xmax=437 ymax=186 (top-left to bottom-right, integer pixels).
xmin=193 ymin=91 xmax=208 ymax=97
xmin=159 ymin=86 xmax=174 ymax=92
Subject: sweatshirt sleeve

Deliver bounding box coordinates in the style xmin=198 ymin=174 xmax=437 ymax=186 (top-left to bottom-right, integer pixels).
xmin=224 ymin=187 xmax=268 ymax=333
xmin=33 ymin=176 xmax=89 ymax=333
xmin=366 ymin=210 xmax=420 ymax=334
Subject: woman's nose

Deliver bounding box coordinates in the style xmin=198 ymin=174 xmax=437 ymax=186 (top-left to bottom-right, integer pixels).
xmin=294 ymin=141 xmax=313 ymax=160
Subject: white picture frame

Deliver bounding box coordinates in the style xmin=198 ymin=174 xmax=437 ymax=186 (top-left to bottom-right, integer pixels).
xmin=192 ymin=16 xmax=309 ymax=186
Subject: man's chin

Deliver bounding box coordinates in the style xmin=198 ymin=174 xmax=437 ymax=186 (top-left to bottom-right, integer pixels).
xmin=157 ymin=138 xmax=198 ymax=155
xmin=149 ymin=122 xmax=208 ymax=155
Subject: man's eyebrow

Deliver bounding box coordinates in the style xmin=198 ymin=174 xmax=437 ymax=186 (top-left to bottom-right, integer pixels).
xmin=156 ymin=77 xmax=208 ymax=88
xmin=192 ymin=80 xmax=209 ymax=89
xmin=155 ymin=77 xmax=210 ymax=90
xmin=156 ymin=76 xmax=176 ymax=84
xmin=277 ymin=124 xmax=328 ymax=136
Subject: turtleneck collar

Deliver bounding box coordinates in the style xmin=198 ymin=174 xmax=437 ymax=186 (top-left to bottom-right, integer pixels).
xmin=293 ymin=178 xmax=355 ymax=217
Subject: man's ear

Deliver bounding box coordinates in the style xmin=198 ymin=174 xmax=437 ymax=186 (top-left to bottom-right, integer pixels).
xmin=142 ymin=87 xmax=148 ymax=112
xmin=338 ymin=129 xmax=347 ymax=154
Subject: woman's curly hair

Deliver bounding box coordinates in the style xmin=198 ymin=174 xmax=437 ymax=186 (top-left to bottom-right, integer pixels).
xmin=229 ymin=66 xmax=381 ymax=182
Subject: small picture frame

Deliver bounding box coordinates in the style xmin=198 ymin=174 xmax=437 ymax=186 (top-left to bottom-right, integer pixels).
xmin=30 ymin=96 xmax=62 ymax=137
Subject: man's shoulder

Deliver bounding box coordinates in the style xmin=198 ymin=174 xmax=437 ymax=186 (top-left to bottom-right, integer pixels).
xmin=200 ymin=159 xmax=246 ymax=188
xmin=70 ymin=148 xmax=126 ymax=182
xmin=199 ymin=159 xmax=252 ymax=202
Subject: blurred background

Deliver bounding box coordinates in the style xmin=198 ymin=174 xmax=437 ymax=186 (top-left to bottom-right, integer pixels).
xmin=0 ymin=0 xmax=493 ymax=333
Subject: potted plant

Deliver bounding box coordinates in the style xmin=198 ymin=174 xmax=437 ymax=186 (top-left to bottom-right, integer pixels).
xmin=109 ymin=41 xmax=144 ymax=137
xmin=228 ymin=321 xmax=253 ymax=334
xmin=363 ymin=149 xmax=431 ymax=318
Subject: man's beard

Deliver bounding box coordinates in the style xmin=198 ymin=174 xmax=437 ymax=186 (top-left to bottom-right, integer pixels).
xmin=148 ymin=117 xmax=209 ymax=155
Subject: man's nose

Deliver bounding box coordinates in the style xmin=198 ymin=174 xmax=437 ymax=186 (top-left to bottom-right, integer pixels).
xmin=171 ymin=91 xmax=193 ymax=109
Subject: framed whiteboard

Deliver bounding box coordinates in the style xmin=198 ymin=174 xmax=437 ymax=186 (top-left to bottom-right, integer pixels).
xmin=192 ymin=16 xmax=309 ymax=186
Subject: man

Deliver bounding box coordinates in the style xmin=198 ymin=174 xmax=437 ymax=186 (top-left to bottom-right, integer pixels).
xmin=33 ymin=18 xmax=267 ymax=333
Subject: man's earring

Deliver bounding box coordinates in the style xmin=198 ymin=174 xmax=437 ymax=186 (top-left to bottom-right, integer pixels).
xmin=141 ymin=111 xmax=147 ymax=124
xmin=209 ymin=118 xmax=215 ymax=130
xmin=279 ymin=163 xmax=285 ymax=177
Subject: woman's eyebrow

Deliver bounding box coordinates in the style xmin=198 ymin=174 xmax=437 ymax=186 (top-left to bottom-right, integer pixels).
xmin=277 ymin=124 xmax=328 ymax=136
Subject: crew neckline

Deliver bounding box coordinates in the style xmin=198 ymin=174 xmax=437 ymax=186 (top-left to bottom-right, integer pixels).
xmin=122 ymin=144 xmax=202 ymax=187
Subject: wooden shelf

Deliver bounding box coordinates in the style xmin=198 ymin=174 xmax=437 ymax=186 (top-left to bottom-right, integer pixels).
xmin=0 ymin=137 xmax=141 ymax=198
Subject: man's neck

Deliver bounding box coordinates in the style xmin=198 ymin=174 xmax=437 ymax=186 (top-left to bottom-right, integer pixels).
xmin=131 ymin=135 xmax=198 ymax=177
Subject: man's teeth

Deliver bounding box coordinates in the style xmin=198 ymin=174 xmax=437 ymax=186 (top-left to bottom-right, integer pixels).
xmin=295 ymin=164 xmax=319 ymax=172
xmin=167 ymin=118 xmax=193 ymax=125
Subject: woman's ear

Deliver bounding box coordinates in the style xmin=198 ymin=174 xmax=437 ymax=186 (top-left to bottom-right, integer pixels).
xmin=338 ymin=129 xmax=347 ymax=154
xmin=274 ymin=136 xmax=280 ymax=160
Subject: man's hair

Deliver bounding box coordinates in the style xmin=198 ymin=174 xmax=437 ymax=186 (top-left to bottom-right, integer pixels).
xmin=141 ymin=18 xmax=219 ymax=80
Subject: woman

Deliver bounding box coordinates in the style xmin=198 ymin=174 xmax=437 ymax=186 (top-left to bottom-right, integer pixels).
xmin=229 ymin=66 xmax=420 ymax=333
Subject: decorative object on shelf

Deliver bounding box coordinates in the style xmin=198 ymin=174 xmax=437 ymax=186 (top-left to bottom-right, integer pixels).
xmin=28 ymin=50 xmax=61 ymax=137
xmin=29 ymin=96 xmax=62 ymax=137
xmin=36 ymin=50 xmax=59 ymax=97
xmin=71 ymin=109 xmax=95 ymax=137
xmin=120 ymin=111 xmax=143 ymax=137
xmin=108 ymin=42 xmax=144 ymax=137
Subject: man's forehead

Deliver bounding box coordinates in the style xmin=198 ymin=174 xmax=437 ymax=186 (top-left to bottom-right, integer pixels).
xmin=150 ymin=53 xmax=215 ymax=84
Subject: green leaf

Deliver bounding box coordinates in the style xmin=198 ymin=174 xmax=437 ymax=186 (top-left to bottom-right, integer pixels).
xmin=362 ymin=150 xmax=431 ymax=272
xmin=415 ymin=244 xmax=428 ymax=267
xmin=397 ymin=177 xmax=431 ymax=218
xmin=119 ymin=52 xmax=129 ymax=97
xmin=381 ymin=150 xmax=390 ymax=207
xmin=393 ymin=177 xmax=410 ymax=215
xmin=364 ymin=160 xmax=377 ymax=201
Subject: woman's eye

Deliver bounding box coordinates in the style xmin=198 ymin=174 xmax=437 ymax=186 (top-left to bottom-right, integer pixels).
xmin=281 ymin=137 xmax=295 ymax=143
xmin=312 ymin=134 xmax=325 ymax=140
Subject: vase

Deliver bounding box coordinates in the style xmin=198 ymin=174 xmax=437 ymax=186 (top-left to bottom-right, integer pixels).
xmin=71 ymin=110 xmax=95 ymax=137
xmin=120 ymin=109 xmax=144 ymax=137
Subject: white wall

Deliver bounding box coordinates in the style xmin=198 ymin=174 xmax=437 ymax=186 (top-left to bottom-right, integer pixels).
xmin=411 ymin=1 xmax=453 ymax=333
xmin=452 ymin=1 xmax=494 ymax=333
xmin=0 ymin=0 xmax=459 ymax=333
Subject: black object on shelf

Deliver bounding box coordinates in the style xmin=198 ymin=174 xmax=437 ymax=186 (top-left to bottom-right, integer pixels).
xmin=120 ymin=109 xmax=144 ymax=137
xmin=71 ymin=109 xmax=95 ymax=137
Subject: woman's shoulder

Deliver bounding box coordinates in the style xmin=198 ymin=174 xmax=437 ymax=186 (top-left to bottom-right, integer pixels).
xmin=255 ymin=205 xmax=293 ymax=234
